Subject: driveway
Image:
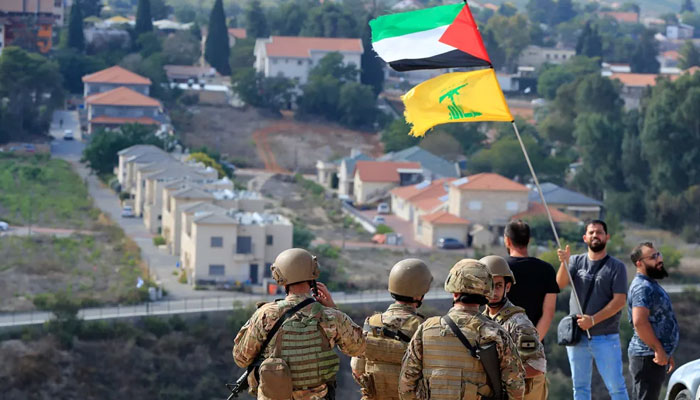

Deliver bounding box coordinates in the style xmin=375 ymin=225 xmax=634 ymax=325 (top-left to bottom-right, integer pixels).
xmin=358 ymin=210 xmax=430 ymax=249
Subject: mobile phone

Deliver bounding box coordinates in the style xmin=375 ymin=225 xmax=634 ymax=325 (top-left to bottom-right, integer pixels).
xmin=311 ymin=280 xmax=319 ymax=297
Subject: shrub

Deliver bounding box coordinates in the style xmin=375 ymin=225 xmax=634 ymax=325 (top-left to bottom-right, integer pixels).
xmin=313 ymin=244 xmax=340 ymax=259
xmin=119 ymin=192 xmax=131 ymax=201
xmin=659 ymin=244 xmax=682 ymax=269
xmin=375 ymin=224 xmax=394 ymax=234
xmin=142 ymin=316 xmax=171 ymax=338
xmin=153 ymin=236 xmax=166 ymax=246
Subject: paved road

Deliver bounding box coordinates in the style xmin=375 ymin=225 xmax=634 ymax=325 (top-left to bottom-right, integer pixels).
xmin=50 ymin=110 xmax=82 ymax=141
xmin=0 ymin=226 xmax=96 ymax=238
xmin=0 ymin=289 xmax=454 ymax=328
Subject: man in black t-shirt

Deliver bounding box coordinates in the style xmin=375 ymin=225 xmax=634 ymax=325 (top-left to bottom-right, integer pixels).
xmin=504 ymin=220 xmax=560 ymax=340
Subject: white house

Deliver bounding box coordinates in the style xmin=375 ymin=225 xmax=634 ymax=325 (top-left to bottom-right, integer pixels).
xmin=254 ymin=36 xmax=363 ymax=84
xmin=518 ymin=45 xmax=576 ymax=70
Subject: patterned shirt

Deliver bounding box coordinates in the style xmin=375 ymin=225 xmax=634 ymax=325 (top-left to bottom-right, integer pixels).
xmin=627 ymin=273 xmax=679 ymax=356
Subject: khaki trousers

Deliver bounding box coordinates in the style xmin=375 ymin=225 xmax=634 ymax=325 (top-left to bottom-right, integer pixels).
xmin=524 ymin=374 xmax=548 ymax=400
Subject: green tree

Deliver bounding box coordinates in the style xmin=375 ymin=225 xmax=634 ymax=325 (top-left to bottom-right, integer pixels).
xmin=150 ymin=0 xmax=169 ymax=20
xmin=75 ymin=0 xmax=102 ymax=18
xmin=301 ymin=3 xmax=359 ymax=38
xmin=498 ymin=2 xmax=518 ymax=16
xmin=230 ymin=37 xmax=256 ymax=73
xmin=681 ymin=12 xmax=700 ymax=36
xmin=552 ymin=0 xmax=576 ymax=25
xmin=440 ymin=123 xmax=487 ymax=156
xmin=526 ymin=0 xmax=555 ymax=24
xmin=205 ymin=0 xmax=231 ymax=76
xmin=482 ymin=28 xmax=506 ymax=70
xmin=679 ymin=40 xmax=700 ymax=69
xmin=81 ymin=124 xmax=164 ymax=175
xmin=381 ymin=118 xmax=420 ymax=152
xmin=485 ymin=14 xmax=531 ymax=71
xmin=67 ymin=3 xmax=85 ymax=52
xmin=0 ymin=47 xmax=64 ymax=142
xmin=576 ymin=22 xmax=602 ymax=59
xmin=231 ymin=68 xmax=294 ymax=112
xmin=268 ymin=0 xmax=314 ymax=36
xmin=135 ymin=0 xmax=153 ymax=36
xmin=55 ymin=49 xmax=106 ymax=93
xmin=360 ymin=15 xmax=384 ymax=96
xmin=137 ymin=31 xmax=161 ymax=57
xmin=186 ymin=152 xmax=226 ymax=177
xmin=175 ymin=4 xmax=196 ymax=23
xmin=162 ymin=30 xmax=200 ymax=65
xmin=681 ymin=0 xmax=696 ymax=13
xmin=630 ymin=29 xmax=660 ymax=73
xmin=338 ymin=82 xmax=377 ymax=128
xmin=245 ymin=0 xmax=268 ymax=39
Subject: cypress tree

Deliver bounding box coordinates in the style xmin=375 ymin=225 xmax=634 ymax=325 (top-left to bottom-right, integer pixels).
xmin=67 ymin=3 xmax=85 ymax=52
xmin=360 ymin=15 xmax=384 ymax=96
xmin=135 ymin=0 xmax=153 ymax=36
xmin=245 ymin=0 xmax=269 ymax=39
xmin=681 ymin=0 xmax=695 ymax=13
xmin=205 ymin=0 xmax=231 ymax=75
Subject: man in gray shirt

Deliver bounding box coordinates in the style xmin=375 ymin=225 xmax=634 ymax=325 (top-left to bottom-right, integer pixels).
xmin=557 ymin=220 xmax=629 ymax=400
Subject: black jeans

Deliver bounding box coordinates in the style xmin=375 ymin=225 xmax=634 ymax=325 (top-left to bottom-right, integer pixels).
xmin=629 ymin=355 xmax=668 ymax=400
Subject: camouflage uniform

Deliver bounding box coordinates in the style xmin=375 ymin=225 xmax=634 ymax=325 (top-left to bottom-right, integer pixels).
xmin=351 ymin=303 xmax=426 ymax=400
xmin=484 ymin=300 xmax=547 ymax=400
xmin=399 ymin=306 xmax=526 ymax=400
xmin=233 ymin=293 xmax=366 ymax=400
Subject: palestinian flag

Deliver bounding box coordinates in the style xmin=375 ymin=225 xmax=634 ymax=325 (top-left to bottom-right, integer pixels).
xmin=369 ymin=3 xmax=491 ymax=72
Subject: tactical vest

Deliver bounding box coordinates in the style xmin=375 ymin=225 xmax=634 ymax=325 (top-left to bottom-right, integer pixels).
xmin=492 ymin=304 xmax=526 ymax=325
xmin=421 ymin=316 xmax=492 ymax=400
xmin=363 ymin=313 xmax=423 ymax=400
xmin=273 ymin=301 xmax=340 ymax=390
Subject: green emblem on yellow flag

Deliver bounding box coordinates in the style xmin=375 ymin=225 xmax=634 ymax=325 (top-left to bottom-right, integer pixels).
xmin=402 ymin=68 xmax=513 ymax=136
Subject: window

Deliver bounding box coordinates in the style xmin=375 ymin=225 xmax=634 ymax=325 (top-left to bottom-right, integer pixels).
xmin=237 ymin=236 xmax=252 ymax=254
xmin=209 ymin=264 xmax=225 ymax=276
xmin=298 ymin=60 xmax=302 ymax=65
xmin=249 ymin=264 xmax=259 ymax=284
xmin=158 ymin=215 xmax=162 ymax=221
xmin=266 ymin=235 xmax=273 ymax=246
xmin=468 ymin=201 xmax=482 ymax=210
xmin=506 ymin=201 xmax=519 ymax=211
xmin=211 ymin=236 xmax=223 ymax=247
xmin=546 ymin=54 xmax=551 ymax=59
xmin=264 ymin=263 xmax=272 ymax=278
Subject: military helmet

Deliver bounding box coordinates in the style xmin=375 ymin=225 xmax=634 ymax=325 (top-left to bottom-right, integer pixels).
xmin=479 ymin=255 xmax=516 ymax=285
xmin=388 ymin=258 xmax=433 ymax=298
xmin=444 ymin=259 xmax=493 ymax=297
xmin=271 ymin=248 xmax=320 ymax=286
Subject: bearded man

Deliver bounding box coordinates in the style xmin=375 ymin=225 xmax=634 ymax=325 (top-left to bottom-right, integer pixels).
xmin=627 ymin=242 xmax=679 ymax=400
xmin=556 ymin=220 xmax=629 ymax=400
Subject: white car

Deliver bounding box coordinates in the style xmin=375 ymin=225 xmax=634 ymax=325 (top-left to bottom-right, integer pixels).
xmin=377 ymin=202 xmax=390 ymax=214
xmin=666 ymin=359 xmax=700 ymax=400
xmin=372 ymin=215 xmax=386 ymax=225
xmin=121 ymin=206 xmax=135 ymax=218
xmin=0 ymin=221 xmax=9 ymax=231
xmin=63 ymin=129 xmax=74 ymax=140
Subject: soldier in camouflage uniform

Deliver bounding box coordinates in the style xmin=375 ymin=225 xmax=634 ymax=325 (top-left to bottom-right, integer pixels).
xmin=480 ymin=256 xmax=548 ymax=400
xmin=399 ymin=259 xmax=526 ymax=400
xmin=351 ymin=259 xmax=434 ymax=400
xmin=233 ymin=248 xmax=366 ymax=400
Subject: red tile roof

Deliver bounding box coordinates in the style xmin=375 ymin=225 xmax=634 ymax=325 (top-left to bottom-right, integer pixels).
xmin=90 ymin=116 xmax=160 ymax=125
xmin=86 ymin=87 xmax=162 ymax=107
xmin=391 ymin=178 xmax=453 ymax=211
xmin=511 ymin=203 xmax=580 ymax=223
xmin=82 ymin=65 xmax=152 ymax=85
xmin=422 ymin=211 xmax=470 ymax=225
xmin=599 ymin=11 xmax=639 ymax=23
xmin=264 ymin=36 xmax=363 ymax=58
xmin=453 ymin=173 xmax=529 ymax=192
xmin=228 ymin=28 xmax=247 ymax=39
xmin=662 ymin=50 xmax=680 ymax=60
xmin=355 ymin=161 xmax=421 ymax=183
xmin=609 ymin=73 xmax=659 ymax=87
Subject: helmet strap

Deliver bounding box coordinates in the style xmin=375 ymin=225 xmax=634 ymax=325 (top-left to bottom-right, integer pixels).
xmin=391 ymin=293 xmax=423 ymax=308
xmin=455 ymin=293 xmax=488 ymax=305
xmin=488 ymin=295 xmax=508 ymax=308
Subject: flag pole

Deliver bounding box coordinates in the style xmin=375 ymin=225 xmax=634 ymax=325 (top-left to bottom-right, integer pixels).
xmin=510 ymin=121 xmax=591 ymax=339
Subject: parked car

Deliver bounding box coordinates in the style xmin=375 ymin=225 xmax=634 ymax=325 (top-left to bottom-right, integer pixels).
xmin=63 ymin=129 xmax=74 ymax=140
xmin=121 ymin=206 xmax=135 ymax=218
xmin=372 ymin=215 xmax=386 ymax=225
xmin=666 ymin=359 xmax=700 ymax=400
xmin=377 ymin=202 xmax=390 ymax=214
xmin=0 ymin=221 xmax=9 ymax=231
xmin=437 ymin=237 xmax=466 ymax=249
xmin=23 ymin=143 xmax=36 ymax=153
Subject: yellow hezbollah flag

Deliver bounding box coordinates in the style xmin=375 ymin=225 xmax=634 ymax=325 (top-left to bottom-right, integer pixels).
xmin=402 ymin=68 xmax=513 ymax=136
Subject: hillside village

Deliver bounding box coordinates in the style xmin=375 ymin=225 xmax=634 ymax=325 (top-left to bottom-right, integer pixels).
xmin=2 ymin=0 xmax=700 ymax=398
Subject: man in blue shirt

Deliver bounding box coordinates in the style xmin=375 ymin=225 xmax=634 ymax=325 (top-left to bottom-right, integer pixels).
xmin=628 ymin=242 xmax=679 ymax=400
